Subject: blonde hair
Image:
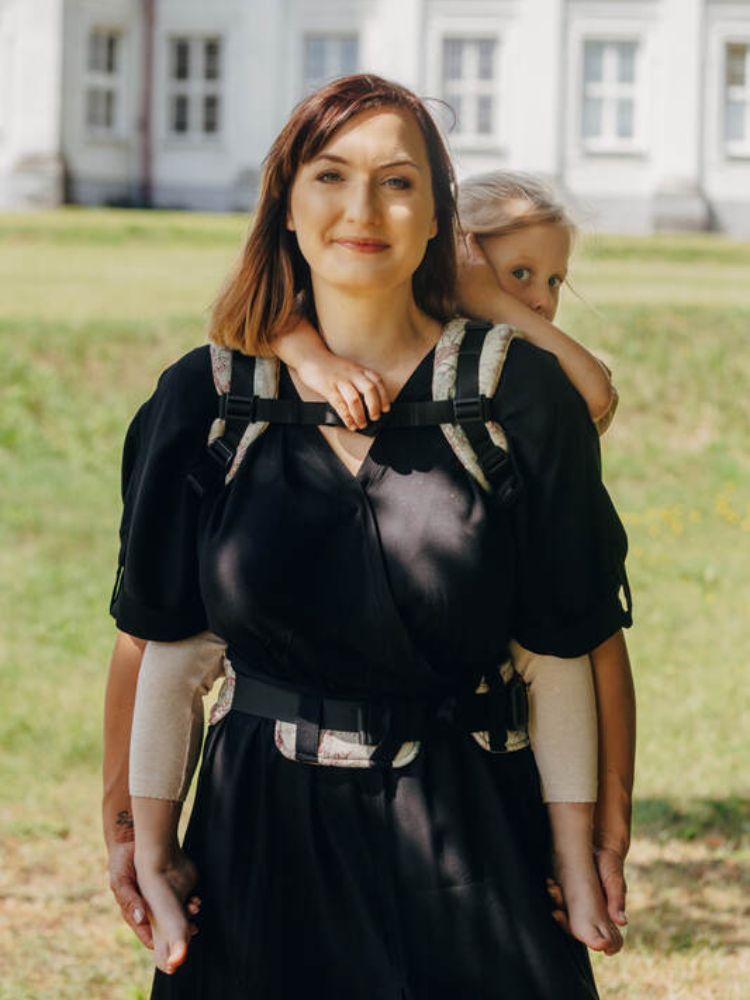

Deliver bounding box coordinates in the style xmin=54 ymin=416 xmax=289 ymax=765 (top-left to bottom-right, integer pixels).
xmin=457 ymin=170 xmax=576 ymax=240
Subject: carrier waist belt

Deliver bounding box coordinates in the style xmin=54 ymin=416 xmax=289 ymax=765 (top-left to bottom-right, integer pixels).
xmin=228 ymin=663 xmax=527 ymax=745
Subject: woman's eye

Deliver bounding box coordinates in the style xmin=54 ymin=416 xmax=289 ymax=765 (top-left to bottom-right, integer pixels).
xmin=383 ymin=176 xmax=412 ymax=190
xmin=511 ymin=267 xmax=531 ymax=281
xmin=316 ymin=171 xmax=343 ymax=183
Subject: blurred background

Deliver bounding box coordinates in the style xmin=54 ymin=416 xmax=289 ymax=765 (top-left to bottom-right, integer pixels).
xmin=1 ymin=2 xmax=749 ymax=998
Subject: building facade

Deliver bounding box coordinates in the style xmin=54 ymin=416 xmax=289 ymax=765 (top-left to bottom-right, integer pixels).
xmin=1 ymin=0 xmax=750 ymax=234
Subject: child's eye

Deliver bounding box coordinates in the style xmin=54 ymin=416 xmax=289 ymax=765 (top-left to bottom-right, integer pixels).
xmin=316 ymin=170 xmax=344 ymax=183
xmin=511 ymin=267 xmax=531 ymax=281
xmin=383 ymin=176 xmax=412 ymax=190
xmin=548 ymin=275 xmax=563 ymax=290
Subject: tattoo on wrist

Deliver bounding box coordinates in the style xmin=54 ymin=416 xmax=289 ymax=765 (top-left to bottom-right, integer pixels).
xmin=116 ymin=810 xmax=134 ymax=830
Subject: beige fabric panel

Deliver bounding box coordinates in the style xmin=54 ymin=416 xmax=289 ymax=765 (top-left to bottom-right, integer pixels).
xmin=129 ymin=631 xmax=227 ymax=801
xmin=510 ymin=640 xmax=598 ymax=803
xmin=129 ymin=632 xmax=598 ymax=805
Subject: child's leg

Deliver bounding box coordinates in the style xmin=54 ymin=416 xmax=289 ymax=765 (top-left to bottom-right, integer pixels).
xmin=509 ymin=641 xmax=622 ymax=953
xmin=547 ymin=802 xmax=623 ymax=954
xmin=133 ymin=797 xmax=198 ymax=975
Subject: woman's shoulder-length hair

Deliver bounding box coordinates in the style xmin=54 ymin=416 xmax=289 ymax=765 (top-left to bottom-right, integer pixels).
xmin=209 ymin=74 xmax=459 ymax=355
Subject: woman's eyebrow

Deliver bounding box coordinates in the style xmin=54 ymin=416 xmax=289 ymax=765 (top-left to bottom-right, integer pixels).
xmin=312 ymin=153 xmax=421 ymax=170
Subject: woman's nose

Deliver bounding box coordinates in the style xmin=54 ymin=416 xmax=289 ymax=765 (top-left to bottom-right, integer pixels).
xmin=345 ymin=181 xmax=381 ymax=226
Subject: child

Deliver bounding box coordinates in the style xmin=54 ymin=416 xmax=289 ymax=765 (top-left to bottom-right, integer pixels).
xmin=129 ymin=171 xmax=629 ymax=973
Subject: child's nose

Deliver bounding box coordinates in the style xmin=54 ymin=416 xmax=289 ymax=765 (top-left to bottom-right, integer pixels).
xmin=530 ymin=287 xmax=553 ymax=321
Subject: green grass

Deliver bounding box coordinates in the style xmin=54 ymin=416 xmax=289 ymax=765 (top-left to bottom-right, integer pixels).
xmin=1 ymin=207 xmax=749 ymax=998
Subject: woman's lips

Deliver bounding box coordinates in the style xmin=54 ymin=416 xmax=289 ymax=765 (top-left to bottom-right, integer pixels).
xmin=334 ymin=238 xmax=390 ymax=253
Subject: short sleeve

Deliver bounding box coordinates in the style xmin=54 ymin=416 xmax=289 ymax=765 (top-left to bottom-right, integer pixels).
xmin=109 ymin=346 xmax=216 ymax=641
xmin=496 ymin=339 xmax=632 ymax=657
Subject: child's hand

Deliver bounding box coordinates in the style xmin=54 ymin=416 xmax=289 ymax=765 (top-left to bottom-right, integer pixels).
xmin=456 ymin=232 xmax=503 ymax=321
xmin=295 ymin=355 xmax=391 ymax=431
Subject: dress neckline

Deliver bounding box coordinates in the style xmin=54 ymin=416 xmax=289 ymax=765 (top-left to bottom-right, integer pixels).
xmin=281 ymin=342 xmax=437 ymax=484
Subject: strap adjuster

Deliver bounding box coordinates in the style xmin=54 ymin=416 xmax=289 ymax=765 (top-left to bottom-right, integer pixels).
xmin=206 ymin=436 xmax=235 ymax=470
xmin=219 ymin=393 xmax=257 ymax=423
xmin=452 ymin=394 xmax=492 ymax=424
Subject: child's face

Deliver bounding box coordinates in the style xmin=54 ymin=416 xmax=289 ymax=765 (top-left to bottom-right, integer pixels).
xmin=479 ymin=222 xmax=571 ymax=322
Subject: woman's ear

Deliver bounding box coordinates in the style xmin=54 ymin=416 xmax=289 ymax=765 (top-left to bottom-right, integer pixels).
xmin=428 ymin=216 xmax=438 ymax=240
xmin=286 ymin=212 xmax=296 ymax=232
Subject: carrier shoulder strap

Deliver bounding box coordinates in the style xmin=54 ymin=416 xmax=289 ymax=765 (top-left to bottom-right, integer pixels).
xmin=189 ymin=321 xmax=523 ymax=505
xmin=433 ymin=318 xmax=522 ymax=504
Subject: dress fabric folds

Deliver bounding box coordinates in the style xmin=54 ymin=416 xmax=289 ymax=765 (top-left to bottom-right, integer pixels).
xmin=110 ymin=333 xmax=632 ymax=999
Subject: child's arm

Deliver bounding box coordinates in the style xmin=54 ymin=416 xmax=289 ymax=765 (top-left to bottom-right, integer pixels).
xmin=129 ymin=632 xmax=227 ymax=802
xmin=509 ymin=641 xmax=598 ymax=803
xmin=270 ymin=316 xmax=391 ymax=431
xmin=457 ymin=234 xmax=617 ymax=433
xmin=590 ymin=630 xmax=636 ymax=923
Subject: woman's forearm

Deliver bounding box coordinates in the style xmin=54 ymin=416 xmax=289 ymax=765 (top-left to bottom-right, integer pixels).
xmin=590 ymin=630 xmax=636 ymax=856
xmin=102 ymin=630 xmax=146 ymax=847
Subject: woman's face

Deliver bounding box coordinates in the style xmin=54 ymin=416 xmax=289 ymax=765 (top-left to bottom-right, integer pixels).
xmin=286 ymin=107 xmax=438 ymax=298
xmin=479 ymin=222 xmax=570 ymax=322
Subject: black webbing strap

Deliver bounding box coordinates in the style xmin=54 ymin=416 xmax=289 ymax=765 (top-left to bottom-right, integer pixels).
xmin=228 ymin=667 xmax=528 ymax=765
xmin=455 ymin=321 xmax=521 ymax=506
xmin=186 ymin=354 xmax=258 ymax=497
xmin=217 ymin=395 xmax=457 ymax=432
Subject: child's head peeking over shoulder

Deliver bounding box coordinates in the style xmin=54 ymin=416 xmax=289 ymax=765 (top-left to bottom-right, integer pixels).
xmin=458 ymin=171 xmax=575 ymax=324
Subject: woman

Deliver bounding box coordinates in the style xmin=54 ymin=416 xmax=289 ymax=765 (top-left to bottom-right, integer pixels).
xmin=103 ymin=75 xmax=633 ymax=998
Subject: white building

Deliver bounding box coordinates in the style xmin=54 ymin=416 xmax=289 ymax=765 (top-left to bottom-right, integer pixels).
xmin=1 ymin=0 xmax=750 ymax=234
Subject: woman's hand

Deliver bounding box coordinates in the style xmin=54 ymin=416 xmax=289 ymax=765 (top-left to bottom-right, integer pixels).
xmin=594 ymin=845 xmax=628 ymax=926
xmin=107 ymin=837 xmax=202 ymax=950
xmin=107 ymin=837 xmax=154 ymax=949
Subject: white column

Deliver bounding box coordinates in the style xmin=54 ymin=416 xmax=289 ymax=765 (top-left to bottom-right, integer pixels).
xmin=512 ymin=0 xmax=565 ymax=177
xmin=3 ymin=0 xmax=65 ymax=207
xmin=363 ymin=0 xmax=424 ymax=91
xmin=652 ymin=0 xmax=708 ymax=228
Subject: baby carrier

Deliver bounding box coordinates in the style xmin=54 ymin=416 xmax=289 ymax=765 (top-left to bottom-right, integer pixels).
xmin=189 ymin=318 xmax=531 ymax=767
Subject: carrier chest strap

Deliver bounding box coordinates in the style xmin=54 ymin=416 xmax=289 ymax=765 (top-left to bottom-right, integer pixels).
xmin=218 ymin=394 xmax=494 ymax=432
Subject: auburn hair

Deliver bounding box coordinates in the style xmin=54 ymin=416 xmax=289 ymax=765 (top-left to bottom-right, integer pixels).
xmin=209 ymin=74 xmax=458 ymax=355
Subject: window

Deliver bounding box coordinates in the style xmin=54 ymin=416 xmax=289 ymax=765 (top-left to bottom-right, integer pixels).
xmin=303 ymin=34 xmax=358 ymax=92
xmin=167 ymin=36 xmax=223 ymax=140
xmin=441 ymin=37 xmax=498 ymax=142
xmin=85 ymin=29 xmax=122 ymax=135
xmin=725 ymin=43 xmax=750 ymax=154
xmin=581 ymin=40 xmax=640 ymax=151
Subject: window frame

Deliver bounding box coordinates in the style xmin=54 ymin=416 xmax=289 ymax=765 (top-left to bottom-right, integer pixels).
xmin=437 ymin=33 xmax=502 ymax=150
xmin=578 ymin=36 xmax=645 ymax=155
xmin=165 ymin=34 xmax=224 ymax=144
xmin=83 ymin=27 xmax=125 ymax=140
xmin=301 ymin=32 xmax=359 ymax=94
xmin=723 ymin=39 xmax=750 ymax=159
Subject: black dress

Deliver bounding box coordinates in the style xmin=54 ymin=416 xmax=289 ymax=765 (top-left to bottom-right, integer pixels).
xmin=110 ymin=334 xmax=632 ymax=1000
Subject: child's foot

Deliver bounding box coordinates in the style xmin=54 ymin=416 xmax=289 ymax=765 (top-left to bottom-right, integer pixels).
xmin=136 ymin=849 xmax=198 ymax=974
xmin=553 ymin=849 xmax=624 ymax=956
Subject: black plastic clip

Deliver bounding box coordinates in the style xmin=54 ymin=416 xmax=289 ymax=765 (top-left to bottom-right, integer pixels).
xmin=452 ymin=394 xmax=492 ymax=424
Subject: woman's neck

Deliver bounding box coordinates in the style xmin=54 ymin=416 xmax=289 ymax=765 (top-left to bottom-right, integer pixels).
xmin=311 ymin=278 xmax=440 ymax=373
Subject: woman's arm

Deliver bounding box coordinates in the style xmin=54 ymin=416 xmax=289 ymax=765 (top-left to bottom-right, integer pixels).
xmin=590 ymin=629 xmax=636 ymax=923
xmin=457 ymin=234 xmax=615 ymax=428
xmin=102 ymin=629 xmax=153 ymax=947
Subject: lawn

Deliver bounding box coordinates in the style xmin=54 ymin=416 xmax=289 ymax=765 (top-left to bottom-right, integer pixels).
xmin=0 ymin=208 xmax=748 ymax=998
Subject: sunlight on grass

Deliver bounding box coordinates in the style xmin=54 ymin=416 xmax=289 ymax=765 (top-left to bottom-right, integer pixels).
xmin=1 ymin=209 xmax=748 ymax=998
